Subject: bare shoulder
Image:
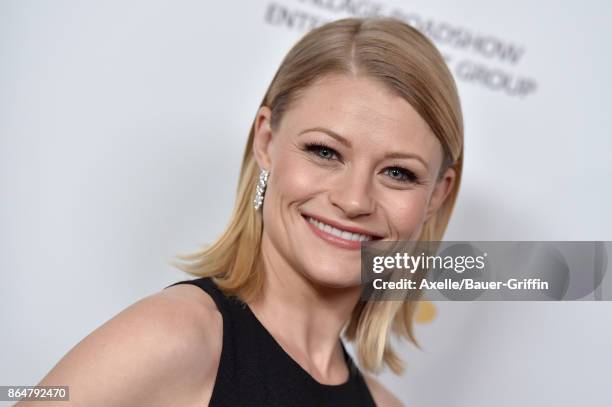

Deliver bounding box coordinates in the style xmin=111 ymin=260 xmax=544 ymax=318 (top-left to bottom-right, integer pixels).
xmin=18 ymin=283 xmax=222 ymax=407
xmin=363 ymin=374 xmax=405 ymax=407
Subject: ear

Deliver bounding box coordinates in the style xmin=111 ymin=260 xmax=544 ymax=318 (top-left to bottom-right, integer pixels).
xmin=425 ymin=166 xmax=456 ymax=221
xmin=252 ymin=106 xmax=274 ymax=170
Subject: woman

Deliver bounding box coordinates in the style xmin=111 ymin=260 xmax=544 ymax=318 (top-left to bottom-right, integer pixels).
xmin=22 ymin=17 xmax=462 ymax=406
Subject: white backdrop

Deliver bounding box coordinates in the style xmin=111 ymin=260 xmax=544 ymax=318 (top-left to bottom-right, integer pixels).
xmin=2 ymin=1 xmax=611 ymax=406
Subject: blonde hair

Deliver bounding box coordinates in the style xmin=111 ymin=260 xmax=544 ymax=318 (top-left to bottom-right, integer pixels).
xmin=171 ymin=17 xmax=463 ymax=374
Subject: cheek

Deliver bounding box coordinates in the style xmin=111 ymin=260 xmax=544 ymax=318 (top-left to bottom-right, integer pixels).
xmin=382 ymin=191 xmax=430 ymax=238
xmin=271 ymin=154 xmax=323 ymax=202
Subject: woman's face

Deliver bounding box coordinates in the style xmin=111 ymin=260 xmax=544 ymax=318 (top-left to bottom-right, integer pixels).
xmin=253 ymin=74 xmax=455 ymax=288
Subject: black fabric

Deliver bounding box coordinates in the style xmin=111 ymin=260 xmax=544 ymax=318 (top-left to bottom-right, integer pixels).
xmin=165 ymin=277 xmax=377 ymax=407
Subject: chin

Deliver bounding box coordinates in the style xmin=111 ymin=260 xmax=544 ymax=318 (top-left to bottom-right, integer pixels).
xmin=300 ymin=265 xmax=362 ymax=290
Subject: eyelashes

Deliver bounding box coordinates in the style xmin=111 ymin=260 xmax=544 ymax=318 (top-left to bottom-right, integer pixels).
xmin=303 ymin=142 xmax=340 ymax=161
xmin=301 ymin=142 xmax=422 ymax=185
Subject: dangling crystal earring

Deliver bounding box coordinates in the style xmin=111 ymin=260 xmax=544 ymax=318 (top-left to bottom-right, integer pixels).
xmin=253 ymin=169 xmax=269 ymax=210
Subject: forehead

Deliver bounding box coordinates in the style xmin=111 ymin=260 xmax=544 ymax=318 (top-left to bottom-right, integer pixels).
xmin=279 ymin=74 xmax=442 ymax=161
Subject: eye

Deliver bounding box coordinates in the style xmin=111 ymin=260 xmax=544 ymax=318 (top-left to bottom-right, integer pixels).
xmin=303 ymin=143 xmax=341 ymax=161
xmin=384 ymin=166 xmax=419 ymax=184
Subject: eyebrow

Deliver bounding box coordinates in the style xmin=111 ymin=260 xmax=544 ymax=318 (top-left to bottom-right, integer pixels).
xmin=298 ymin=126 xmax=429 ymax=170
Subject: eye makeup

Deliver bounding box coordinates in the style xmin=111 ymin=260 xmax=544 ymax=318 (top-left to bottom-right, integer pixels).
xmin=299 ymin=141 xmax=424 ymax=185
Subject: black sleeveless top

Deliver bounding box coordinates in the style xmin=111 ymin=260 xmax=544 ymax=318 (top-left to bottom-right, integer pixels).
xmin=165 ymin=277 xmax=377 ymax=407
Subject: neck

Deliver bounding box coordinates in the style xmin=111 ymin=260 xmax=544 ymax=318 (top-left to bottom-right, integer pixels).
xmin=246 ymin=232 xmax=362 ymax=381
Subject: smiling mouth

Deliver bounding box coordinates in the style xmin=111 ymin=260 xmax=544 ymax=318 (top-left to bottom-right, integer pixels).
xmin=301 ymin=214 xmax=383 ymax=242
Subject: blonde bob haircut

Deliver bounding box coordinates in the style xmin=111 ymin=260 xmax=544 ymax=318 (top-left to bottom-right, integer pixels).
xmin=172 ymin=17 xmax=463 ymax=374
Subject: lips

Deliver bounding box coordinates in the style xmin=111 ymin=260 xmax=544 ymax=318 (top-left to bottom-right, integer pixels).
xmin=301 ymin=213 xmax=383 ymax=250
xmin=301 ymin=213 xmax=383 ymax=239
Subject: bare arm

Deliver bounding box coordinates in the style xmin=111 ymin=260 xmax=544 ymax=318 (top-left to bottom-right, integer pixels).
xmin=364 ymin=374 xmax=405 ymax=407
xmin=15 ymin=285 xmax=222 ymax=407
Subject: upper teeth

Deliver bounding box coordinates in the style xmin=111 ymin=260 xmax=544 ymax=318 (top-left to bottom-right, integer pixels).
xmin=307 ymin=216 xmax=374 ymax=242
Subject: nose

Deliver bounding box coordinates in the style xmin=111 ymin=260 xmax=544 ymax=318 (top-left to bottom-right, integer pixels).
xmin=328 ymin=165 xmax=376 ymax=218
